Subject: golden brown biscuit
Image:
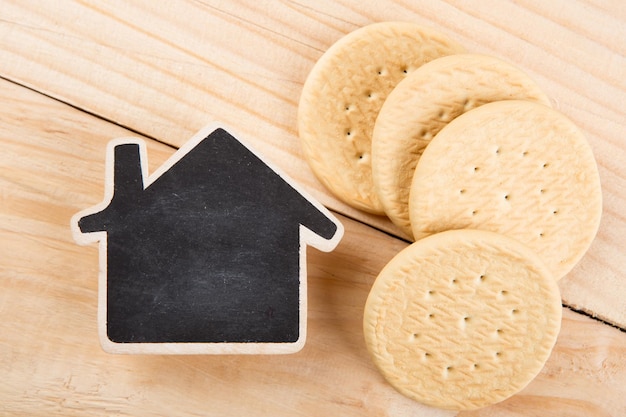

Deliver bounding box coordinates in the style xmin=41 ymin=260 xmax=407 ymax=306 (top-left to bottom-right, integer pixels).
xmin=298 ymin=22 xmax=464 ymax=214
xmin=409 ymin=100 xmax=602 ymax=280
xmin=363 ymin=229 xmax=562 ymax=410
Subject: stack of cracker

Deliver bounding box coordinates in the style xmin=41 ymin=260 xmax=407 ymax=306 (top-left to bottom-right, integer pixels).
xmin=298 ymin=22 xmax=602 ymax=411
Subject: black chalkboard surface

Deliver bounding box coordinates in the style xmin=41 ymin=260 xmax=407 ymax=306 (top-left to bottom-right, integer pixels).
xmin=72 ymin=125 xmax=343 ymax=354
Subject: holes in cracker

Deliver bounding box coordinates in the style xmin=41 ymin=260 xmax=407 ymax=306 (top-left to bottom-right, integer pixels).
xmin=437 ymin=110 xmax=454 ymax=122
xmin=419 ymin=129 xmax=433 ymax=140
xmin=504 ymin=194 xmax=510 ymax=201
xmin=462 ymin=98 xmax=473 ymax=111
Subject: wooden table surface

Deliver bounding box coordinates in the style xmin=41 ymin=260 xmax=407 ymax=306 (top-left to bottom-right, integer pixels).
xmin=1 ymin=1 xmax=625 ymax=416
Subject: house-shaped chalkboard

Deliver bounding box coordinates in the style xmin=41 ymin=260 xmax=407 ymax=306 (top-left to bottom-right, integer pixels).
xmin=71 ymin=124 xmax=343 ymax=354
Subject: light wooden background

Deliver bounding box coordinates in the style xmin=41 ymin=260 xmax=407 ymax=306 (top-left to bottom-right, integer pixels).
xmin=1 ymin=1 xmax=625 ymax=416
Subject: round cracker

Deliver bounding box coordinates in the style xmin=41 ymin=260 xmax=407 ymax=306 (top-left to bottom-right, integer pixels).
xmin=298 ymin=22 xmax=464 ymax=214
xmin=372 ymin=54 xmax=552 ymax=238
xmin=363 ymin=229 xmax=562 ymax=411
xmin=409 ymin=100 xmax=602 ymax=280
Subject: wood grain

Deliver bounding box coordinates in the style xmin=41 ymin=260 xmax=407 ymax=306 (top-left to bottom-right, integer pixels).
xmin=1 ymin=76 xmax=625 ymax=416
xmin=0 ymin=0 xmax=623 ymax=328
xmin=1 ymin=1 xmax=626 ymax=415
xmin=0 ymin=77 xmax=428 ymax=416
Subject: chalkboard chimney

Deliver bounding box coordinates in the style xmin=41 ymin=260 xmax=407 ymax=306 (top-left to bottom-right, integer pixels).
xmin=112 ymin=143 xmax=144 ymax=200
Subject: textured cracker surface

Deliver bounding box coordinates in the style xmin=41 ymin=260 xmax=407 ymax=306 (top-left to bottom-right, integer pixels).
xmin=409 ymin=100 xmax=602 ymax=280
xmin=363 ymin=230 xmax=562 ymax=411
xmin=298 ymin=22 xmax=464 ymax=214
xmin=371 ymin=54 xmax=551 ymax=238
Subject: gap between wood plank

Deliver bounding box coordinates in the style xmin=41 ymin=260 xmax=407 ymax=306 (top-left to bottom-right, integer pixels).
xmin=4 ymin=74 xmax=624 ymax=335
xmin=564 ymin=305 xmax=626 ymax=334
xmin=0 ymin=75 xmax=178 ymax=153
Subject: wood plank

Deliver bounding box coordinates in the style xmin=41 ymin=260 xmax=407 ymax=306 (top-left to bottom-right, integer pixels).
xmin=1 ymin=77 xmax=626 ymax=415
xmin=1 ymin=1 xmax=624 ymax=328
xmin=0 ymin=77 xmax=435 ymax=416
xmin=0 ymin=0 xmax=383 ymax=229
